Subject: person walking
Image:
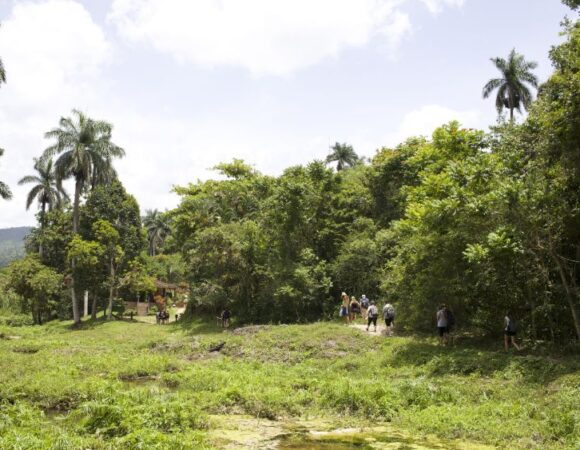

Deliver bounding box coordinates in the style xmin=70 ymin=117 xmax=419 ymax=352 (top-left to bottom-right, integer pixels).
xmin=339 ymin=292 xmax=350 ymax=324
xmin=383 ymin=303 xmax=395 ymax=336
xmin=221 ymin=308 xmax=231 ymax=328
xmin=436 ymin=304 xmax=449 ymax=345
xmin=349 ymin=296 xmax=361 ymax=322
xmin=504 ymin=311 xmax=521 ymax=352
xmin=360 ymin=294 xmax=369 ymax=320
xmin=366 ymin=301 xmax=378 ymax=332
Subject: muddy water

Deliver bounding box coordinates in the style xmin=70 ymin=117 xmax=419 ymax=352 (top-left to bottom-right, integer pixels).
xmin=209 ymin=416 xmax=494 ymax=450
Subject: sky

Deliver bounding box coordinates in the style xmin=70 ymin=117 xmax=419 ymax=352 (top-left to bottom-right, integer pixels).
xmin=0 ymin=0 xmax=574 ymax=228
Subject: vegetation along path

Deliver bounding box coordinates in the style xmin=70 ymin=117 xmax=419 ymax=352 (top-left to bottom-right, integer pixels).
xmin=0 ymin=319 xmax=578 ymax=449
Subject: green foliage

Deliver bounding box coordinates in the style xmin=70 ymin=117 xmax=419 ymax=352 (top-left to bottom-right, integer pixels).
xmin=4 ymin=256 xmax=63 ymax=324
xmin=0 ymin=320 xmax=577 ymax=448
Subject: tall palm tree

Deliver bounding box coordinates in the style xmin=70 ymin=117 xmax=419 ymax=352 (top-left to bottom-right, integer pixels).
xmin=482 ymin=49 xmax=539 ymax=122
xmin=42 ymin=109 xmax=125 ymax=325
xmin=325 ymin=142 xmax=360 ymax=171
xmin=19 ymin=157 xmax=68 ymax=219
xmin=0 ymin=149 xmax=12 ymax=200
xmin=19 ymin=158 xmax=68 ymax=257
xmin=143 ymin=209 xmax=171 ymax=256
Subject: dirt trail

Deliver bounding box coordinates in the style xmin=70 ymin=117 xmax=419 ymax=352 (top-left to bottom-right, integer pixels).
xmin=349 ymin=321 xmax=392 ymax=336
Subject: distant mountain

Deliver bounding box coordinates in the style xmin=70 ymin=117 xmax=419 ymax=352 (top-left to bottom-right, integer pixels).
xmin=0 ymin=227 xmax=32 ymax=267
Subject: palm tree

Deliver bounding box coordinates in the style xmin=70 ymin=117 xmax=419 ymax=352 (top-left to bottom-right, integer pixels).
xmin=19 ymin=158 xmax=68 ymax=257
xmin=325 ymin=142 xmax=360 ymax=171
xmin=42 ymin=109 xmax=125 ymax=325
xmin=143 ymin=209 xmax=171 ymax=256
xmin=19 ymin=157 xmax=68 ymax=219
xmin=0 ymin=149 xmax=12 ymax=200
xmin=482 ymin=49 xmax=539 ymax=122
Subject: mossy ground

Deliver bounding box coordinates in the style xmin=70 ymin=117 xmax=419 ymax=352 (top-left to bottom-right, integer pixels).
xmin=0 ymin=318 xmax=578 ymax=449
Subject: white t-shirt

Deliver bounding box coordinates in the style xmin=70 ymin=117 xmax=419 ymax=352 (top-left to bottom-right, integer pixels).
xmin=437 ymin=309 xmax=447 ymax=327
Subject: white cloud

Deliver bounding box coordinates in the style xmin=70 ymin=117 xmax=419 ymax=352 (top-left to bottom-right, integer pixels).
xmin=421 ymin=0 xmax=465 ymax=14
xmin=108 ymin=0 xmax=413 ymax=76
xmin=0 ymin=0 xmax=110 ymax=227
xmin=385 ymin=104 xmax=482 ymax=145
xmin=0 ymin=0 xmax=109 ymax=104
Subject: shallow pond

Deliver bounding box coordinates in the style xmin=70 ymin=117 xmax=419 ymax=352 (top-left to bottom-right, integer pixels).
xmin=209 ymin=416 xmax=494 ymax=449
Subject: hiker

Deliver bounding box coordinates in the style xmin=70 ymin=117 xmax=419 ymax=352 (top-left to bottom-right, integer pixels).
xmin=383 ymin=303 xmax=395 ymax=336
xmin=360 ymin=294 xmax=369 ymax=320
xmin=221 ymin=308 xmax=231 ymax=328
xmin=504 ymin=311 xmax=521 ymax=352
xmin=436 ymin=304 xmax=449 ymax=345
xmin=366 ymin=301 xmax=378 ymax=332
xmin=155 ymin=310 xmax=161 ymax=325
xmin=446 ymin=306 xmax=456 ymax=345
xmin=349 ymin=296 xmax=361 ymax=322
xmin=339 ymin=292 xmax=350 ymax=324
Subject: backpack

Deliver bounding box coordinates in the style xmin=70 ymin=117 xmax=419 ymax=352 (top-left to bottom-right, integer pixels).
xmin=385 ymin=306 xmax=395 ymax=320
xmin=506 ymin=317 xmax=517 ymax=333
xmin=360 ymin=297 xmax=369 ymax=308
xmin=446 ymin=309 xmax=455 ymax=328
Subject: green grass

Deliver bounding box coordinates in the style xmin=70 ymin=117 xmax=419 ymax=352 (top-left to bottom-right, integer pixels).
xmin=0 ymin=318 xmax=578 ymax=449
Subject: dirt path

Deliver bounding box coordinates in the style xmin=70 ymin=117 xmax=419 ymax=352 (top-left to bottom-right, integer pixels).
xmin=349 ymin=321 xmax=391 ymax=336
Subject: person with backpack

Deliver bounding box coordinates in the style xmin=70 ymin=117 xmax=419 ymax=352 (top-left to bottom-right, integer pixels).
xmin=504 ymin=311 xmax=521 ymax=352
xmin=436 ymin=304 xmax=449 ymax=345
xmin=221 ymin=308 xmax=231 ymax=328
xmin=360 ymin=294 xmax=369 ymax=320
xmin=382 ymin=303 xmax=395 ymax=336
xmin=349 ymin=296 xmax=361 ymax=322
xmin=366 ymin=301 xmax=378 ymax=332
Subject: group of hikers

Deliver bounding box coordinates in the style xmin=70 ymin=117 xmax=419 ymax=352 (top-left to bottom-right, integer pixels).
xmin=339 ymin=292 xmax=396 ymax=336
xmin=341 ymin=294 xmax=522 ymax=351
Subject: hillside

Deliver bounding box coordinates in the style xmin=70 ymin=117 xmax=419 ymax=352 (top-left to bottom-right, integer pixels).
xmin=0 ymin=227 xmax=32 ymax=267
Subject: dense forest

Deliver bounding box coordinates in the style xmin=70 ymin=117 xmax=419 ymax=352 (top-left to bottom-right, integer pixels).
xmin=0 ymin=2 xmax=579 ymax=343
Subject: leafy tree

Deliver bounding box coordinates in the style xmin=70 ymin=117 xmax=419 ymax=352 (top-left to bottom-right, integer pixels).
xmin=143 ymin=209 xmax=171 ymax=256
xmin=25 ymin=208 xmax=73 ymax=273
xmin=0 ymin=149 xmax=12 ymax=200
xmin=43 ymin=111 xmax=124 ymax=325
xmin=121 ymin=259 xmax=156 ymax=304
xmin=93 ymin=220 xmax=124 ymax=319
xmin=6 ymin=256 xmax=63 ymax=324
xmin=325 ymin=142 xmax=360 ymax=171
xmin=563 ymin=0 xmax=579 ymax=9
xmin=483 ymin=49 xmax=538 ymax=121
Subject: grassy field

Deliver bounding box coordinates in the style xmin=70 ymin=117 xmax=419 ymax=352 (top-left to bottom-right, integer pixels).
xmin=0 ymin=318 xmax=578 ymax=449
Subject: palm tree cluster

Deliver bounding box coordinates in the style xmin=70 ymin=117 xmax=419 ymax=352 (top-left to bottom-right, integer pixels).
xmin=143 ymin=209 xmax=171 ymax=256
xmin=35 ymin=109 xmax=124 ymax=324
xmin=483 ymin=48 xmax=539 ymax=122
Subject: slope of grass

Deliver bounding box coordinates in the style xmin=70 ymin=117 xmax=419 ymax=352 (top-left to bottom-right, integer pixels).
xmin=0 ymin=318 xmax=578 ymax=449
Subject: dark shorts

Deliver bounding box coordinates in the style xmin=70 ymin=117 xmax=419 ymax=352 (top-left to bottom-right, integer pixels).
xmin=385 ymin=318 xmax=394 ymax=326
xmin=368 ymin=316 xmax=377 ymax=326
xmin=438 ymin=326 xmax=448 ymax=337
xmin=340 ymin=306 xmax=348 ymax=317
xmin=504 ymin=330 xmax=516 ymax=337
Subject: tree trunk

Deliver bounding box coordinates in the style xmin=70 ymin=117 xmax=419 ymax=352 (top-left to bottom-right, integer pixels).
xmin=107 ymin=258 xmax=115 ymax=320
xmin=39 ymin=200 xmax=46 ymax=259
xmin=552 ymin=252 xmax=580 ymax=340
xmin=71 ymin=178 xmax=82 ymax=325
xmin=91 ymin=292 xmax=98 ymax=320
